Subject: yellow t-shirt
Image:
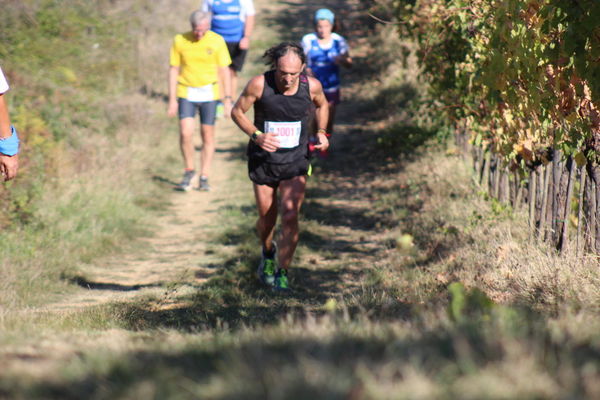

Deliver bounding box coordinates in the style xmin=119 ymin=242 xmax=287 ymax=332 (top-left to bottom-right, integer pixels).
xmin=170 ymin=31 xmax=232 ymax=100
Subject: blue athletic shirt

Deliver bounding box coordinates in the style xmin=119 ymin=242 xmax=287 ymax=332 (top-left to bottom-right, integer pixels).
xmin=202 ymin=0 xmax=256 ymax=43
xmin=302 ymin=32 xmax=349 ymax=93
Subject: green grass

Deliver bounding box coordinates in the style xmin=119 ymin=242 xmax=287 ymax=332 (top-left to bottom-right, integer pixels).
xmin=1 ymin=0 xmax=600 ymax=399
xmin=0 ymin=0 xmax=186 ymax=310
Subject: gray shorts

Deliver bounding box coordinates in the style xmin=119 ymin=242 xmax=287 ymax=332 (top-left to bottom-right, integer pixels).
xmin=178 ymin=98 xmax=218 ymax=126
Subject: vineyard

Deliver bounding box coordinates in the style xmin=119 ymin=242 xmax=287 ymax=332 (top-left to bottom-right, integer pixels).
xmin=388 ymin=0 xmax=600 ymax=253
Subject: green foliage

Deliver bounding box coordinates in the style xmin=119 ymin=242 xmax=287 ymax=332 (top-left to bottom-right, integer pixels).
xmin=448 ymin=282 xmax=495 ymax=323
xmin=394 ymin=0 xmax=600 ymax=169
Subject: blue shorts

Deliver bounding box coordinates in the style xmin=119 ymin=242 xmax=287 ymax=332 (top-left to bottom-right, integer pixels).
xmin=178 ymin=98 xmax=218 ymax=126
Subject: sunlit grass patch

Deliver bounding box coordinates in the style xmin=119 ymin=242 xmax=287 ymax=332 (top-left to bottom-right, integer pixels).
xmin=3 ymin=304 xmax=599 ymax=399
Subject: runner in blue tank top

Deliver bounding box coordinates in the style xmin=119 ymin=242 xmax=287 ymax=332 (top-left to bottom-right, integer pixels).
xmin=231 ymin=42 xmax=329 ymax=292
xmin=302 ymin=8 xmax=352 ymax=137
xmin=202 ymin=0 xmax=256 ymax=104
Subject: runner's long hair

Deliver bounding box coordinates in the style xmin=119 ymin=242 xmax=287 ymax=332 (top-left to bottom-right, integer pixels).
xmin=263 ymin=42 xmax=306 ymax=69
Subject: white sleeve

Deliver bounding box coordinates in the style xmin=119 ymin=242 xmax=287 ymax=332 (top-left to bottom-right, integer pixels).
xmin=241 ymin=0 xmax=256 ymax=17
xmin=337 ymin=35 xmax=349 ymax=54
xmin=301 ymin=34 xmax=313 ymax=54
xmin=0 ymin=67 xmax=9 ymax=94
xmin=201 ymin=0 xmax=212 ymax=12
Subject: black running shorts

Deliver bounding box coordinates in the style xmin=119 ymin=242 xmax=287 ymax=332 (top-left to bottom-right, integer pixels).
xmin=226 ymin=42 xmax=248 ymax=72
xmin=248 ymin=157 xmax=310 ymax=187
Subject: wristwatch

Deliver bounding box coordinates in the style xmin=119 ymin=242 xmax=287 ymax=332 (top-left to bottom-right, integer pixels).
xmin=251 ymin=130 xmax=263 ymax=141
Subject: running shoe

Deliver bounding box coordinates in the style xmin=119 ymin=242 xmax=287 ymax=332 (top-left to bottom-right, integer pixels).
xmin=177 ymin=170 xmax=195 ymax=191
xmin=273 ymin=268 xmax=290 ymax=292
xmin=199 ymin=176 xmax=210 ymax=191
xmin=257 ymin=244 xmax=277 ymax=286
xmin=216 ymin=101 xmax=224 ymax=119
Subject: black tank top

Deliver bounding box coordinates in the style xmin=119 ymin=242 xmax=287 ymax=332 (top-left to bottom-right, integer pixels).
xmin=248 ymin=70 xmax=312 ymax=164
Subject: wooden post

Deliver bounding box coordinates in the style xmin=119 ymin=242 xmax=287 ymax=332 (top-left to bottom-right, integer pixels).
xmin=492 ymin=156 xmax=501 ymax=199
xmin=482 ymin=151 xmax=491 ymax=191
xmin=529 ymin=169 xmax=537 ymax=229
xmin=501 ymin=167 xmax=510 ymax=204
xmin=576 ymin=166 xmax=586 ymax=257
xmin=586 ymin=171 xmax=597 ymax=252
xmin=550 ymin=151 xmax=562 ymax=244
xmin=558 ymin=157 xmax=575 ymax=252
xmin=515 ymin=170 xmax=524 ymax=209
xmin=540 ymin=164 xmax=551 ymax=240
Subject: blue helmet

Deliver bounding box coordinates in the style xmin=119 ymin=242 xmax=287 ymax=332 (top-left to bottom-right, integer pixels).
xmin=315 ymin=8 xmax=334 ymax=24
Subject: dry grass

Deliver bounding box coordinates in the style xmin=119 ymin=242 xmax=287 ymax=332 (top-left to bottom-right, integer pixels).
xmin=1 ymin=1 xmax=600 ymax=399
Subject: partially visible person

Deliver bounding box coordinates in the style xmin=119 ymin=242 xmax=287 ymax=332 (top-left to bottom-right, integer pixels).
xmin=202 ymin=0 xmax=255 ymax=100
xmin=302 ymin=8 xmax=352 ymax=137
xmin=168 ymin=10 xmax=232 ymax=191
xmin=231 ymin=42 xmax=329 ymax=292
xmin=0 ymin=66 xmax=19 ymax=182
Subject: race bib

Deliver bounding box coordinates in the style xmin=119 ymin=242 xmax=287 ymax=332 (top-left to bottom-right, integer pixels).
xmin=186 ymin=84 xmax=214 ymax=102
xmin=265 ymin=121 xmax=302 ymax=149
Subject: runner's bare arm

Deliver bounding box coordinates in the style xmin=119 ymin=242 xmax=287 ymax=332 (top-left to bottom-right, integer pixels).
xmin=336 ymin=52 xmax=353 ymax=68
xmin=167 ymin=66 xmax=179 ymax=117
xmin=218 ymin=65 xmax=232 ymax=117
xmin=231 ymin=76 xmax=279 ymax=153
xmin=308 ymin=76 xmax=330 ymax=149
xmin=240 ymin=14 xmax=255 ymax=50
xmin=0 ymin=94 xmax=18 ymax=181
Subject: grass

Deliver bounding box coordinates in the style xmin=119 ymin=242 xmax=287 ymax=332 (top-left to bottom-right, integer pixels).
xmin=0 ymin=0 xmax=196 ymax=310
xmin=1 ymin=0 xmax=600 ymax=399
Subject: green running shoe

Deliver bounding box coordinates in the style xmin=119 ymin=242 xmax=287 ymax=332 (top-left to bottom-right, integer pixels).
xmin=257 ymin=245 xmax=277 ymax=286
xmin=177 ymin=170 xmax=195 ymax=191
xmin=273 ymin=268 xmax=290 ymax=292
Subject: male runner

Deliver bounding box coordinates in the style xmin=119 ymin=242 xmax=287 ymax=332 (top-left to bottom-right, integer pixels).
xmin=168 ymin=10 xmax=232 ymax=191
xmin=231 ymin=42 xmax=329 ymax=291
xmin=202 ymin=0 xmax=255 ymax=100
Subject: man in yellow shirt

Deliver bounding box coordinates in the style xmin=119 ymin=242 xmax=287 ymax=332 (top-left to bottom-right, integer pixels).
xmin=168 ymin=10 xmax=232 ymax=191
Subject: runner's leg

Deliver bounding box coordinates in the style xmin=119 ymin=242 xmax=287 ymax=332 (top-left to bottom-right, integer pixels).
xmin=253 ymin=183 xmax=278 ymax=253
xmin=230 ymin=68 xmax=238 ymax=99
xmin=277 ymin=175 xmax=307 ymax=270
xmin=199 ymin=124 xmax=215 ymax=178
xmin=179 ymin=118 xmax=196 ymax=170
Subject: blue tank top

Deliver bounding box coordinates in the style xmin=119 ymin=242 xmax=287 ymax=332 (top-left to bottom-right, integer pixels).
xmin=248 ymin=71 xmax=312 ymax=164
xmin=211 ymin=0 xmax=245 ymax=43
xmin=305 ymin=36 xmax=344 ymax=91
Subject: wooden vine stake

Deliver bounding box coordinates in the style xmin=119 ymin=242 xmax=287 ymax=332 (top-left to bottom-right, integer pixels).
xmin=576 ymin=166 xmax=586 ymax=257
xmin=558 ymin=157 xmax=575 ymax=253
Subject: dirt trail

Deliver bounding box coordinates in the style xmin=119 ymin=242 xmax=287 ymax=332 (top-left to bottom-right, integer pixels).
xmin=47 ymin=119 xmax=247 ymax=311
xmin=43 ymin=0 xmax=373 ymax=312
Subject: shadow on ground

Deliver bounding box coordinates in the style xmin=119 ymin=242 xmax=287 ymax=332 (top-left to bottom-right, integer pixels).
xmin=90 ymin=0 xmax=445 ymax=335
